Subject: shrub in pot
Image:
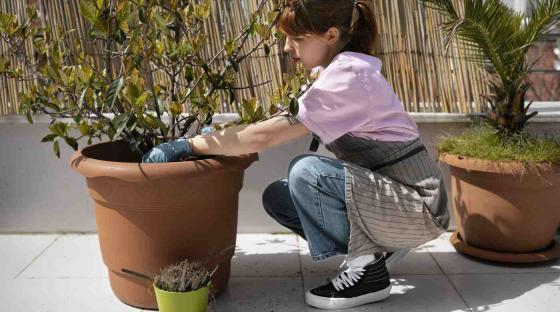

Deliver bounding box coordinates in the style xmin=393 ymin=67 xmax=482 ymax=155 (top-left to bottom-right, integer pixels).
xmin=423 ymin=0 xmax=560 ymax=263
xmin=153 ymin=259 xmax=216 ymax=312
xmin=0 ymin=0 xmax=311 ymax=308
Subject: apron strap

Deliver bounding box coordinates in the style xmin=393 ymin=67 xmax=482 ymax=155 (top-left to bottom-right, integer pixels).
xmin=371 ymin=145 xmax=427 ymax=171
xmin=309 ymin=133 xmax=321 ymax=152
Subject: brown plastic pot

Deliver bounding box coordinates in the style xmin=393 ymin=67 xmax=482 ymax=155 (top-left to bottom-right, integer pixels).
xmin=440 ymin=153 xmax=560 ymax=261
xmin=70 ymin=140 xmax=258 ymax=310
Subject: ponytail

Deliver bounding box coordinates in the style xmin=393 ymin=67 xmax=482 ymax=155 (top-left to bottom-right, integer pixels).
xmin=345 ymin=0 xmax=378 ymax=55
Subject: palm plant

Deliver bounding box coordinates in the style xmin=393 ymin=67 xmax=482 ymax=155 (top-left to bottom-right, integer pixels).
xmin=422 ymin=0 xmax=560 ymax=136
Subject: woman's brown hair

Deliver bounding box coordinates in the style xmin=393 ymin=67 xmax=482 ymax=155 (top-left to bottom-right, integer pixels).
xmin=278 ymin=0 xmax=378 ymax=55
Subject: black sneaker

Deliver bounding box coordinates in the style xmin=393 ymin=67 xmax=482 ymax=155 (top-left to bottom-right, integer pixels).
xmin=305 ymin=257 xmax=391 ymax=310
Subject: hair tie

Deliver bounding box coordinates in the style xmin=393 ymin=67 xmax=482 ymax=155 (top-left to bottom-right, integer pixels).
xmin=349 ymin=0 xmax=359 ymax=31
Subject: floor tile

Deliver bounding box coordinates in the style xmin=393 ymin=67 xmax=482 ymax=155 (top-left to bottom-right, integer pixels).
xmin=19 ymin=234 xmax=107 ymax=278
xmin=3 ymin=232 xmax=560 ymax=312
xmin=388 ymin=246 xmax=443 ymax=275
xmin=0 ymin=234 xmax=58 ymax=279
xmin=0 ymin=278 xmax=139 ymax=312
xmin=302 ymin=275 xmax=470 ymax=312
xmin=426 ymin=233 xmax=560 ymax=274
xmin=231 ymin=234 xmax=301 ymax=277
xmin=215 ymin=276 xmax=305 ymax=311
xmin=448 ymin=273 xmax=560 ymax=312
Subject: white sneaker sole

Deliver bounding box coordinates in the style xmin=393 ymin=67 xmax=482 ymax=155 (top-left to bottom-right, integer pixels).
xmin=305 ymin=284 xmax=392 ymax=310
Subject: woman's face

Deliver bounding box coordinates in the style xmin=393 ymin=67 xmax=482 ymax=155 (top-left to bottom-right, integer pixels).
xmin=282 ymin=29 xmax=341 ymax=69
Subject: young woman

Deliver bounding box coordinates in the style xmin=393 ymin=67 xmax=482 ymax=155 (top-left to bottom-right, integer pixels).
xmin=143 ymin=0 xmax=450 ymax=309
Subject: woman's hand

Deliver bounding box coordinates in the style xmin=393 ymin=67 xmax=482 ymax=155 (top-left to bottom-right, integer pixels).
xmin=142 ymin=126 xmax=215 ymax=163
xmin=141 ymin=138 xmax=194 ymax=163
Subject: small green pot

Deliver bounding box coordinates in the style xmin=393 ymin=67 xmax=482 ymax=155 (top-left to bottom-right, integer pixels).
xmin=153 ymin=283 xmax=210 ymax=312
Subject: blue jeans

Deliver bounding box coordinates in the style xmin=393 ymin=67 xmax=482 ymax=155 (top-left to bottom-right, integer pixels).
xmin=262 ymin=154 xmax=351 ymax=261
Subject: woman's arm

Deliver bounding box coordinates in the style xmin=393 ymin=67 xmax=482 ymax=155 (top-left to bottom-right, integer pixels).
xmin=188 ymin=113 xmax=310 ymax=156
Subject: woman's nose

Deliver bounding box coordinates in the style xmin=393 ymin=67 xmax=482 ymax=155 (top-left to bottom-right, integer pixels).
xmin=283 ymin=42 xmax=290 ymax=54
xmin=283 ymin=38 xmax=293 ymax=54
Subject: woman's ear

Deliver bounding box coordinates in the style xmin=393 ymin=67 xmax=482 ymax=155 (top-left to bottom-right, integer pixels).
xmin=324 ymin=27 xmax=341 ymax=45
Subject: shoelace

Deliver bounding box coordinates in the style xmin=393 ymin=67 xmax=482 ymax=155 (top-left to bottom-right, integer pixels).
xmin=330 ymin=266 xmax=366 ymax=291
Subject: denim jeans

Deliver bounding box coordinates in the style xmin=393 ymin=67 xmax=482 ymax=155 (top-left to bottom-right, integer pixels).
xmin=262 ymin=154 xmax=351 ymax=261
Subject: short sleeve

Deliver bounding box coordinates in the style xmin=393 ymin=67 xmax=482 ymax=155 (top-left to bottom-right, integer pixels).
xmin=295 ymin=61 xmax=372 ymax=144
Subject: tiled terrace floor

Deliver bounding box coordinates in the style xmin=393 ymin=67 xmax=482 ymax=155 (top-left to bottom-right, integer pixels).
xmin=1 ymin=232 xmax=559 ymax=312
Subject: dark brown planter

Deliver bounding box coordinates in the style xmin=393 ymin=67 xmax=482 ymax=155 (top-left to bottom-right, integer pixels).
xmin=440 ymin=153 xmax=560 ymax=263
xmin=70 ymin=140 xmax=258 ymax=310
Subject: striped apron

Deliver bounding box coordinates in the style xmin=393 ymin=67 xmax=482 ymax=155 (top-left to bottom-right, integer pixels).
xmin=311 ymin=133 xmax=450 ymax=260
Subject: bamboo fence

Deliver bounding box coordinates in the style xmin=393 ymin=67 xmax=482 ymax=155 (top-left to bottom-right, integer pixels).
xmin=0 ymin=0 xmax=489 ymax=116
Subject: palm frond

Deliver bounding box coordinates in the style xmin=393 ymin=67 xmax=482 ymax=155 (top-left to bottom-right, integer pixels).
xmin=504 ymin=0 xmax=560 ymax=78
xmin=423 ymin=0 xmax=524 ymax=84
xmin=525 ymin=0 xmax=560 ymax=42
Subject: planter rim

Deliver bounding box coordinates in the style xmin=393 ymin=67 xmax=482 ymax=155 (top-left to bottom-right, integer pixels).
xmin=439 ymin=153 xmax=560 ymax=174
xmin=153 ymin=283 xmax=211 ymax=294
xmin=70 ymin=140 xmax=259 ymax=182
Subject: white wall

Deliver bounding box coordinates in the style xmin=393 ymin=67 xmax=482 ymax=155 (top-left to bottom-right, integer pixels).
xmin=1 ymin=112 xmax=559 ymax=233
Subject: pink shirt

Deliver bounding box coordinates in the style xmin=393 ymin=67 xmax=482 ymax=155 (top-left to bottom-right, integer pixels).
xmin=296 ymin=51 xmax=419 ymax=144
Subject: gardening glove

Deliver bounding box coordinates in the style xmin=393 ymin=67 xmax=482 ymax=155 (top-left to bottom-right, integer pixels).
xmin=142 ymin=138 xmax=194 ymax=163
xmin=141 ymin=126 xmax=216 ymax=163
xmin=201 ymin=125 xmax=214 ymax=134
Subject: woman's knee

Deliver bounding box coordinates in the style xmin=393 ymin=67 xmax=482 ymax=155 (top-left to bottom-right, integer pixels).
xmin=287 ymin=154 xmax=321 ymax=189
xmin=262 ymin=179 xmax=287 ymax=216
xmin=288 ymin=155 xmax=344 ymax=190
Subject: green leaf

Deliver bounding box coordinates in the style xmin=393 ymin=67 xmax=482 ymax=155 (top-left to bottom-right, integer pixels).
xmin=25 ymin=110 xmax=34 ymax=124
xmin=128 ymin=81 xmax=140 ymax=100
xmin=26 ymin=6 xmax=38 ymax=20
xmin=153 ymin=13 xmax=166 ymax=28
xmin=242 ymin=97 xmax=257 ymax=114
xmin=289 ymin=97 xmax=299 ymax=115
xmin=111 ymin=113 xmax=131 ymax=141
xmin=64 ymin=137 xmax=79 ymax=150
xmin=48 ymin=122 xmax=67 ymax=136
xmin=113 ymin=28 xmax=127 ymax=45
xmin=139 ymin=8 xmax=147 ymax=24
xmin=78 ymin=88 xmax=88 ymax=108
xmin=46 ymin=65 xmax=59 ymax=81
xmin=184 ymin=66 xmax=194 ymax=82
xmin=225 ymin=39 xmax=236 ymax=55
xmin=248 ymin=21 xmax=257 ymax=36
xmin=53 ymin=140 xmax=60 ymax=158
xmin=267 ymin=11 xmax=277 ymax=25
xmin=78 ymin=121 xmax=90 ymax=136
xmin=135 ymin=92 xmax=149 ymax=106
xmin=41 ymin=133 xmax=57 ymax=142
xmin=105 ymin=77 xmax=124 ymax=110
xmin=79 ymin=0 xmax=99 ymax=24
xmin=127 ymin=118 xmax=138 ymax=132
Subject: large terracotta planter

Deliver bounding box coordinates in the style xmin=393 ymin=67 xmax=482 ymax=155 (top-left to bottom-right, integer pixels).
xmin=70 ymin=141 xmax=258 ymax=310
xmin=440 ymin=153 xmax=560 ymax=263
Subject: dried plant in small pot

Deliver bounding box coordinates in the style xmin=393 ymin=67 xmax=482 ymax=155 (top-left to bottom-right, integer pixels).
xmin=153 ymin=259 xmax=217 ymax=312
